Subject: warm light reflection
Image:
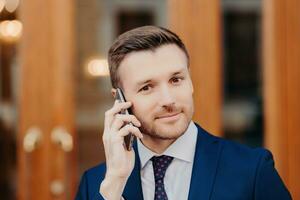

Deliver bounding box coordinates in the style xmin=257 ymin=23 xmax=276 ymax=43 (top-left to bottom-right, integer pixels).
xmin=5 ymin=0 xmax=19 ymax=13
xmin=0 ymin=20 xmax=23 ymax=42
xmin=87 ymin=58 xmax=110 ymax=77
xmin=0 ymin=0 xmax=5 ymax=13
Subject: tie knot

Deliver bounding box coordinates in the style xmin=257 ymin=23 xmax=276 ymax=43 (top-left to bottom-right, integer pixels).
xmin=151 ymin=155 xmax=173 ymax=181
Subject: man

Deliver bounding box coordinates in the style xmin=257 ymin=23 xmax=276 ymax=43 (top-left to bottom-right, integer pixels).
xmin=76 ymin=26 xmax=291 ymax=200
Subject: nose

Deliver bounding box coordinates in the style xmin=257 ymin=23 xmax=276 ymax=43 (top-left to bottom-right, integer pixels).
xmin=158 ymin=84 xmax=175 ymax=107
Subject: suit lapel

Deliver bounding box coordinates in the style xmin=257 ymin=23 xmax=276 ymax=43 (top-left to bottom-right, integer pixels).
xmin=123 ymin=140 xmax=144 ymax=200
xmin=188 ymin=124 xmax=223 ymax=200
xmin=122 ymin=124 xmax=222 ymax=200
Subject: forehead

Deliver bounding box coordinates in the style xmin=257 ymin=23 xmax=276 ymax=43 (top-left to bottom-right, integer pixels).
xmin=118 ymin=44 xmax=188 ymax=89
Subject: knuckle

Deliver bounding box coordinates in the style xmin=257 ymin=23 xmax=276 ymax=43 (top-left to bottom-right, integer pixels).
xmin=118 ymin=126 xmax=126 ymax=133
xmin=128 ymin=114 xmax=135 ymax=118
xmin=128 ymin=124 xmax=137 ymax=132
xmin=130 ymin=125 xmax=137 ymax=130
xmin=114 ymin=114 xmax=123 ymax=121
xmin=122 ymin=124 xmax=131 ymax=131
xmin=130 ymin=115 xmax=136 ymax=121
xmin=116 ymin=103 xmax=123 ymax=109
xmin=133 ymin=127 xmax=140 ymax=134
xmin=130 ymin=116 xmax=137 ymax=122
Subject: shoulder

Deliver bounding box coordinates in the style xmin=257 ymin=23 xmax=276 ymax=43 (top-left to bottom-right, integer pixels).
xmin=75 ymin=163 xmax=106 ymax=200
xmin=219 ymin=137 xmax=275 ymax=178
xmin=196 ymin=123 xmax=271 ymax=163
xmin=84 ymin=163 xmax=106 ymax=178
xmin=82 ymin=162 xmax=107 ymax=187
xmin=195 ymin=123 xmax=273 ymax=176
xmin=220 ymin=136 xmax=272 ymax=163
xmin=194 ymin=124 xmax=291 ymax=199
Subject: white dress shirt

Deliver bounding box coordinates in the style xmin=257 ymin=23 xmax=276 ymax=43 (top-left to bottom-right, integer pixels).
xmin=137 ymin=121 xmax=198 ymax=200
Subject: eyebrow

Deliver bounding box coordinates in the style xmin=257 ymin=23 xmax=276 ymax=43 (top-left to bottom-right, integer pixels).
xmin=135 ymin=68 xmax=186 ymax=87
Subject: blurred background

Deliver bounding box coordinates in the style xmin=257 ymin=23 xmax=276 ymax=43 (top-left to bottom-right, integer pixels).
xmin=0 ymin=0 xmax=299 ymax=199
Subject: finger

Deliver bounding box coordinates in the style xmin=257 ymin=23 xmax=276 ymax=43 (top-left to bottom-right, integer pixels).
xmin=111 ymin=114 xmax=141 ymax=131
xmin=118 ymin=124 xmax=143 ymax=139
xmin=104 ymin=101 xmax=132 ymax=127
xmin=111 ymin=101 xmax=132 ymax=115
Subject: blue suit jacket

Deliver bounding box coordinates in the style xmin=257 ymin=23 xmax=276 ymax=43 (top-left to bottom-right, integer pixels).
xmin=75 ymin=124 xmax=291 ymax=200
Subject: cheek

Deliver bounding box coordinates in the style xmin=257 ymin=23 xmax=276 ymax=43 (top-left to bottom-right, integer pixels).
xmin=176 ymin=86 xmax=194 ymax=104
xmin=131 ymin=98 xmax=155 ymax=119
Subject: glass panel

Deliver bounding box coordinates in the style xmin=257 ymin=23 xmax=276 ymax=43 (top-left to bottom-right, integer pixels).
xmin=0 ymin=2 xmax=20 ymax=199
xmin=222 ymin=0 xmax=263 ymax=147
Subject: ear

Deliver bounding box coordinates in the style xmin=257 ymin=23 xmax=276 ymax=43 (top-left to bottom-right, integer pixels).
xmin=111 ymin=88 xmax=117 ymax=98
xmin=190 ymin=80 xmax=194 ymax=94
xmin=187 ymin=72 xmax=194 ymax=94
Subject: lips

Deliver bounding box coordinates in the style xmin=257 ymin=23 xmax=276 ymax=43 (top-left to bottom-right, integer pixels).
xmin=156 ymin=112 xmax=182 ymax=119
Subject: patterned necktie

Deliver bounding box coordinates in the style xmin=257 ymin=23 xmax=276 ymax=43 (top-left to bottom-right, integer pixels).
xmin=151 ymin=155 xmax=174 ymax=200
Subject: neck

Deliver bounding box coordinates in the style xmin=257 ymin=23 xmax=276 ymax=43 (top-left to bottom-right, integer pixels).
xmin=140 ymin=135 xmax=176 ymax=154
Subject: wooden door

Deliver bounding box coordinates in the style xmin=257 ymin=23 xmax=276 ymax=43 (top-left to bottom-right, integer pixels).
xmin=263 ymin=0 xmax=300 ymax=198
xmin=17 ymin=0 xmax=77 ymax=199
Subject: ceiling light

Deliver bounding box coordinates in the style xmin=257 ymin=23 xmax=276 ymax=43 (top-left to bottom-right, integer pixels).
xmin=86 ymin=58 xmax=110 ymax=77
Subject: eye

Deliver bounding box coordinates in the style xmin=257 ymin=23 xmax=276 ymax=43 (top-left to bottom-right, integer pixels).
xmin=171 ymin=76 xmax=183 ymax=84
xmin=139 ymin=85 xmax=152 ymax=92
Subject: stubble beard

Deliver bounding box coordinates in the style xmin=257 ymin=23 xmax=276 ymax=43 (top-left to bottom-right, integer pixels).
xmin=134 ymin=101 xmax=194 ymax=140
xmin=138 ymin=111 xmax=192 ymax=140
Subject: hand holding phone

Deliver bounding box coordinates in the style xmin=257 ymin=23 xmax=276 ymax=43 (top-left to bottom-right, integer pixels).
xmin=115 ymin=88 xmax=136 ymax=151
xmin=100 ymin=91 xmax=142 ymax=198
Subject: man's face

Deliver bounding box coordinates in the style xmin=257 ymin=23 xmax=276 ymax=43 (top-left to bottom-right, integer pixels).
xmin=118 ymin=44 xmax=194 ymax=140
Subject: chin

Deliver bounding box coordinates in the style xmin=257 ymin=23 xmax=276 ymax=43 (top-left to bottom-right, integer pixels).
xmin=151 ymin=117 xmax=190 ymax=140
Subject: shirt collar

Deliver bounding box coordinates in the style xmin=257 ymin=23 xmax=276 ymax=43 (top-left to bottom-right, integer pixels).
xmin=137 ymin=121 xmax=198 ymax=169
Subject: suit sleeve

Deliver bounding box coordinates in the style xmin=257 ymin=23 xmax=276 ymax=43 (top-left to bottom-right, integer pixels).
xmin=254 ymin=149 xmax=292 ymax=200
xmin=75 ymin=171 xmax=106 ymax=200
xmin=75 ymin=171 xmax=89 ymax=200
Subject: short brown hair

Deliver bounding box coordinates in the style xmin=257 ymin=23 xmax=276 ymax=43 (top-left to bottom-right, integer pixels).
xmin=108 ymin=26 xmax=189 ymax=88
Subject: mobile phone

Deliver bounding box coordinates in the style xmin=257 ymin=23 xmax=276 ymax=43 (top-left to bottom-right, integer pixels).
xmin=115 ymin=88 xmax=136 ymax=151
